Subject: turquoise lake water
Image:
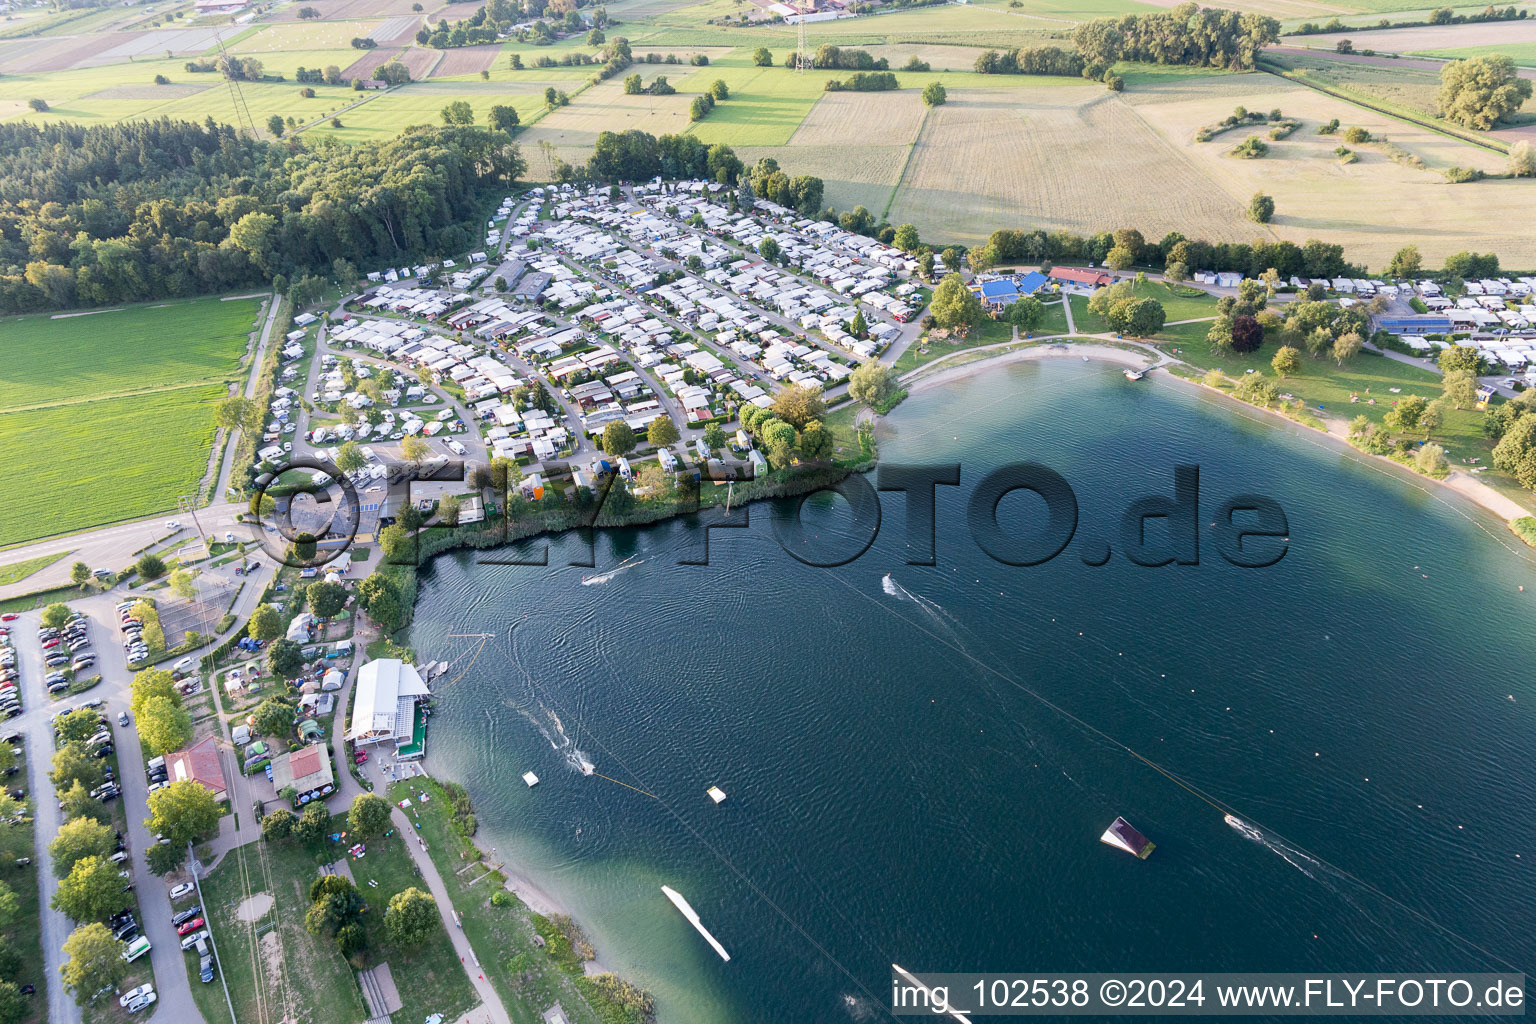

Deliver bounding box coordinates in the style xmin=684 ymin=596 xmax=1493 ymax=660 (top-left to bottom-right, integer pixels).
xmin=415 ymin=358 xmax=1536 ymax=1023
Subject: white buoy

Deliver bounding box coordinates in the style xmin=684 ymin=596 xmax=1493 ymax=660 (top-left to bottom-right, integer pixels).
xmin=707 ymin=786 xmax=726 ymax=804
xmin=522 ymin=771 xmax=539 ymax=787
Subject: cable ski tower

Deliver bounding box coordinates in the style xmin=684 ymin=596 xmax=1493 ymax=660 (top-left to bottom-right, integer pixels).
xmin=211 ymin=27 xmax=257 ymax=138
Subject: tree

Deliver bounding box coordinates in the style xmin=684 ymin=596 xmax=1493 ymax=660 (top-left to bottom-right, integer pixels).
xmin=262 ymin=808 xmax=296 ymax=841
xmin=1439 ymin=54 xmax=1533 ymax=130
xmin=1271 ymin=345 xmax=1301 ymax=378
xmin=60 ymin=923 xmax=127 ymax=1002
xmin=1331 ymin=331 xmax=1363 ymax=366
xmin=647 ymin=416 xmax=679 ymax=448
xmin=306 ymin=580 xmax=347 ymax=620
xmin=922 ymin=81 xmax=947 ymax=106
xmin=251 ymin=697 xmax=297 ymax=738
xmin=753 ymin=47 xmax=774 ymax=66
xmin=1440 ymin=344 xmax=1484 ymax=376
xmin=710 ymin=79 xmax=729 ymax=100
xmin=53 ymin=856 xmax=131 ymax=922
xmin=49 ymin=818 xmax=115 ymax=878
xmin=703 ymin=422 xmax=727 ymax=453
xmin=1443 ymin=368 xmax=1479 ymax=409
xmin=348 ymin=793 xmax=392 ymax=838
xmin=1387 ymin=244 xmax=1422 ymax=277
xmin=436 ymin=494 xmax=462 ymax=527
xmin=41 ymin=603 xmax=71 ymax=631
xmin=1248 ymin=191 xmax=1275 ymax=224
xmin=384 ymin=887 xmax=439 ymax=946
xmin=58 ymin=781 xmax=106 ymax=824
xmin=1415 ymin=442 xmax=1449 ymax=476
xmin=489 ymin=104 xmax=519 ymax=132
xmin=57 ymin=709 xmax=101 ymax=743
xmin=306 ymin=874 xmax=366 ymax=936
xmin=267 ymin=114 xmax=285 ymax=138
xmin=930 ymin=273 xmax=983 ymax=331
xmin=135 ymin=552 xmax=166 ymax=581
xmin=1007 ymin=296 xmax=1046 ymax=332
xmin=295 ymin=801 xmax=331 ymax=843
xmin=401 ymin=434 xmax=431 ymax=466
xmin=168 ymin=568 xmax=199 ymax=601
xmin=335 ymin=441 xmax=367 ymax=476
xmin=378 ymin=523 xmax=411 ymax=561
xmin=266 ymin=639 xmax=305 ymax=678
xmin=1104 ymin=245 xmax=1135 ymax=271
xmin=1512 ymin=140 xmax=1536 ymax=177
xmin=145 ymin=779 xmax=221 ymax=847
xmin=27 ymin=99 xmax=47 ymax=113
xmin=137 ymin=695 xmax=192 ymax=756
xmin=587 ymin=27 xmax=605 ymax=45
xmin=248 ymin=603 xmax=282 ymax=642
xmin=758 ymin=236 xmax=780 ymax=263
xmin=771 ymin=385 xmax=826 ymax=430
xmin=1230 ymin=314 xmax=1264 ymax=354
xmin=849 ymin=308 xmax=868 ymax=338
xmin=70 ymin=561 xmax=92 ymax=589
xmin=1385 ymin=394 xmax=1430 ymax=434
xmin=1109 ymin=297 xmax=1165 ymax=337
xmin=441 ymin=99 xmax=474 ymax=125
xmin=51 ymin=743 xmax=104 ymax=795
xmin=600 ymin=420 xmax=636 ymax=457
xmin=892 ymin=223 xmax=921 ymax=252
xmin=760 ymin=418 xmax=799 ymax=469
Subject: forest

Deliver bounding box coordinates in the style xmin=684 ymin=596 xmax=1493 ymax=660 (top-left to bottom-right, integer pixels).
xmin=1072 ymin=3 xmax=1280 ymax=71
xmin=0 ymin=120 xmax=526 ymax=312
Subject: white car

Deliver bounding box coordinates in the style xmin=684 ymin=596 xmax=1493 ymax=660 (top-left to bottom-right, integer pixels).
xmin=164 ymin=520 xmax=181 ymax=531
xmin=126 ymin=991 xmax=156 ymax=1013
xmin=169 ymin=881 xmax=195 ymax=901
xmin=119 ymin=984 xmax=154 ymax=1008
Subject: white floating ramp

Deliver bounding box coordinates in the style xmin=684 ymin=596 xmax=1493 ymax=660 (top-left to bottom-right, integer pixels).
xmin=1099 ymin=816 xmax=1155 ymax=859
xmin=522 ymin=771 xmax=539 ymax=787
xmin=706 ymin=786 xmax=726 ymax=804
xmin=661 ymin=885 xmax=730 ymax=962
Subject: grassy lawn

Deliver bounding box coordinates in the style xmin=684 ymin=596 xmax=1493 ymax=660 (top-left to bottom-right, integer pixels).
xmin=192 ymin=811 xmax=475 ymax=1024
xmin=0 ymin=294 xmax=260 ymax=548
xmin=1157 ymin=319 xmax=1492 ymax=464
xmin=0 ymin=551 xmax=70 ymax=587
xmin=0 ymin=584 xmax=90 ymax=614
xmin=1069 ymin=282 xmax=1218 ymax=337
xmin=893 ymin=315 xmax=1016 ymax=374
xmin=387 ymin=779 xmax=617 ymax=1024
xmin=1 ymin=745 xmax=45 ymax=1024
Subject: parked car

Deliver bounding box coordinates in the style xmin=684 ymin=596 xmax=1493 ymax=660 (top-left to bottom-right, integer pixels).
xmin=171 ymin=906 xmax=201 ymax=926
xmin=125 ymin=991 xmax=155 ymax=1013
xmin=200 ymin=954 xmax=215 ymax=983
xmin=168 ymin=882 xmax=194 ymax=901
xmin=117 ymin=712 xmax=129 ymax=727
xmin=118 ymin=984 xmax=153 ymax=1008
xmin=175 ymin=918 xmax=204 ymax=936
xmin=179 ymin=929 xmax=209 ymax=951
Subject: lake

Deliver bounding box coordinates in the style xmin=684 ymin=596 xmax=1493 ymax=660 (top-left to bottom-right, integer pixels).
xmin=415 ymin=358 xmax=1536 ymax=1023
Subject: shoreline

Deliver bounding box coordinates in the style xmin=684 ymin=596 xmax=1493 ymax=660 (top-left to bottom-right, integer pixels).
xmin=901 ymin=339 xmax=1534 ymax=531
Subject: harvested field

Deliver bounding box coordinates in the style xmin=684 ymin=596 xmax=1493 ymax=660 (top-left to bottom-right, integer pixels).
xmin=86 ymin=83 xmax=213 ymax=100
xmin=1142 ymin=0 xmax=1353 ymax=14
xmin=0 ymin=33 xmax=118 ymax=72
xmin=241 ymin=20 xmax=387 ymax=51
xmin=737 ymin=142 xmax=910 ymax=216
xmin=860 ymin=43 xmax=1007 ymax=73
xmin=1122 ymin=71 xmax=1536 ymax=267
xmin=264 ymin=0 xmax=448 ymax=20
xmin=373 ymin=14 xmax=423 ymax=43
xmin=82 ymin=26 xmax=225 ymax=64
xmin=428 ymin=43 xmax=502 ymax=77
xmin=887 ymin=85 xmax=1255 ymax=248
xmin=789 ymin=89 xmax=928 ymax=147
xmin=1284 ymin=20 xmax=1536 ymax=52
xmin=340 ymin=44 xmax=437 ymax=79
xmin=529 ymin=82 xmax=693 ymax=139
xmin=1265 ymin=49 xmax=1536 ymax=122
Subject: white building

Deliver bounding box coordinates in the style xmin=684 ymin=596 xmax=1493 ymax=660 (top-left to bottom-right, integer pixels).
xmin=346 ymin=659 xmax=431 ymax=747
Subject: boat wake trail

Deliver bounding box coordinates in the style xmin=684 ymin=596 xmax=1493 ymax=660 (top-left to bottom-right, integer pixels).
xmin=881 ymin=574 xmax=966 ymax=634
xmin=1226 ymin=814 xmax=1319 ymax=878
xmin=581 ymin=556 xmax=642 ymax=586
xmin=507 ymin=700 xmax=596 ymax=776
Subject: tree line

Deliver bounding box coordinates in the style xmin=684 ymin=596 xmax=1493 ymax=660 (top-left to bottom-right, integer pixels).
xmin=1072 ymin=2 xmax=1280 ymax=71
xmin=973 ymin=46 xmax=1085 ymax=77
xmin=0 ymin=119 xmax=527 ymax=312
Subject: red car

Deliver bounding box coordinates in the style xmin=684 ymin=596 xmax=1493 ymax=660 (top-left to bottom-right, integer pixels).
xmin=353 ymin=752 xmax=368 ymax=765
xmin=0 ymin=615 xmax=18 ymax=622
xmin=41 ymin=639 xmax=61 ymax=650
xmin=176 ymin=918 xmax=204 ymax=936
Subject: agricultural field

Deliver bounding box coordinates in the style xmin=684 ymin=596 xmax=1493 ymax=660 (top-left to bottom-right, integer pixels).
xmin=240 ymin=21 xmax=389 ymax=51
xmin=0 ymin=295 xmax=260 ymax=546
xmin=1285 ymin=20 xmax=1536 ymax=53
xmin=885 ymin=82 xmax=1257 ymax=248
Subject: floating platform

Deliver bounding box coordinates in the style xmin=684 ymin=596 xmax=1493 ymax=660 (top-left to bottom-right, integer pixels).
xmin=661 ymin=885 xmax=730 ymax=962
xmin=1100 ymin=816 xmax=1155 ymax=859
xmin=1123 ymin=368 xmax=1145 ymax=381
xmin=522 ymin=771 xmax=539 ymax=787
xmin=706 ymin=786 xmax=726 ymax=804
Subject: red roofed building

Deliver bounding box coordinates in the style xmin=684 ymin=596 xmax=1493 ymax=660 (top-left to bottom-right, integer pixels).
xmin=1049 ymin=267 xmax=1112 ymax=288
xmin=166 ymin=737 xmax=228 ymax=800
xmin=270 ymin=744 xmax=336 ymax=804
